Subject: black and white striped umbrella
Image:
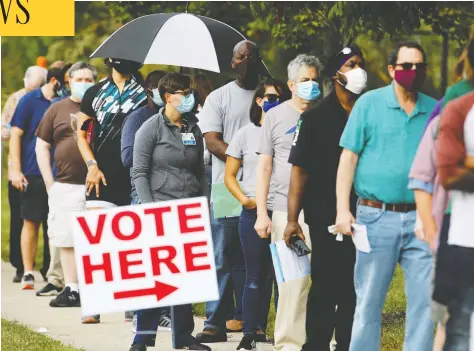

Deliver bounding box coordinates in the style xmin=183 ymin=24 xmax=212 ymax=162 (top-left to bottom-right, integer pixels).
xmin=90 ymin=12 xmax=270 ymax=75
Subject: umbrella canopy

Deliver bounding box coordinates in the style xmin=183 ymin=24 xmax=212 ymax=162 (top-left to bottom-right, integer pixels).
xmin=90 ymin=12 xmax=270 ymax=76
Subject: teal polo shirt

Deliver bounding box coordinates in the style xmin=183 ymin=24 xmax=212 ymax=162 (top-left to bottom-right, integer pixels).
xmin=340 ymin=83 xmax=437 ymax=204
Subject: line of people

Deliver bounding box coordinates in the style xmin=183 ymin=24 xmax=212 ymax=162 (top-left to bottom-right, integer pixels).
xmin=2 ymin=35 xmax=473 ymax=351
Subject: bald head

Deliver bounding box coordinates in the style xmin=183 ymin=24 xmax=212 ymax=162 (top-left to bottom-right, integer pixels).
xmin=233 ymin=40 xmax=259 ymax=58
xmin=232 ymin=40 xmax=262 ymax=89
xmin=24 ymin=66 xmax=47 ymax=91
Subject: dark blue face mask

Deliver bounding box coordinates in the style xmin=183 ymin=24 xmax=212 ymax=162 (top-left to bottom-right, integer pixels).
xmin=263 ymin=100 xmax=280 ymax=113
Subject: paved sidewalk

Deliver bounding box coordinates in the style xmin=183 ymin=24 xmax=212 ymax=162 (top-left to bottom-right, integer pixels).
xmin=1 ymin=262 xmax=272 ymax=351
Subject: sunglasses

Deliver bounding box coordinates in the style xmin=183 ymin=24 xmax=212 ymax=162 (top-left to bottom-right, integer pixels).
xmin=264 ymin=94 xmax=280 ymax=103
xmin=171 ymin=89 xmax=194 ymax=97
xmin=395 ymin=62 xmax=428 ymax=71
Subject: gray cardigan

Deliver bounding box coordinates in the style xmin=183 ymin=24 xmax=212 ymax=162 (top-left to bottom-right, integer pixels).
xmin=132 ymin=111 xmax=208 ymax=203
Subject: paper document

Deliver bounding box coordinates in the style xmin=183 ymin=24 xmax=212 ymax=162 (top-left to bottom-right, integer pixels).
xmin=328 ymin=225 xmax=343 ymax=241
xmin=327 ymin=224 xmax=371 ymax=253
xmin=351 ymin=224 xmax=371 ymax=253
xmin=270 ymin=240 xmax=311 ymax=284
xmin=211 ymin=183 xmax=242 ymax=219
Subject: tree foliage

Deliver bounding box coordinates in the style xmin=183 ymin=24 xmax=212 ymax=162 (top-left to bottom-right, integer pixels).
xmin=1 ymin=1 xmax=472 ymax=102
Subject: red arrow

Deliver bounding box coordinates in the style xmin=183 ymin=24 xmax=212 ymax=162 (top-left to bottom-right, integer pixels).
xmin=113 ymin=281 xmax=178 ymax=301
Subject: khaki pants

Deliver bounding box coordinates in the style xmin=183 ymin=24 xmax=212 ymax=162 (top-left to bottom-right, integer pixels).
xmin=272 ymin=211 xmax=311 ymax=351
xmin=46 ymin=245 xmax=63 ymax=287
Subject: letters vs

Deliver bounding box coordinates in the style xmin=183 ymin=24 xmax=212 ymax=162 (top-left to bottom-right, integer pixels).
xmin=1 ymin=0 xmax=30 ymax=25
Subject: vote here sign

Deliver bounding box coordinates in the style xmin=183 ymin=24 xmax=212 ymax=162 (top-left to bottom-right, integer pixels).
xmin=72 ymin=197 xmax=218 ymax=316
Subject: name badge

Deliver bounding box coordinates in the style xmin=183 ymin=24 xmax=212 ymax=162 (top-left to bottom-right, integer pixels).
xmin=182 ymin=132 xmax=196 ymax=145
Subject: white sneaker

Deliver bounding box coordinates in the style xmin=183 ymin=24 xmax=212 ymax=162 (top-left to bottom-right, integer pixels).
xmin=21 ymin=273 xmax=35 ymax=290
xmin=158 ymin=313 xmax=172 ymax=332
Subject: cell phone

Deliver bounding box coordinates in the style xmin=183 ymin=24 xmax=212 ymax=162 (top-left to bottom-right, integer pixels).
xmin=21 ymin=181 xmax=28 ymax=193
xmin=289 ymin=236 xmax=311 ymax=257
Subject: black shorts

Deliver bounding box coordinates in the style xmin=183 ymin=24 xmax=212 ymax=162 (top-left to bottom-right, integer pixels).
xmin=21 ymin=175 xmax=48 ymax=222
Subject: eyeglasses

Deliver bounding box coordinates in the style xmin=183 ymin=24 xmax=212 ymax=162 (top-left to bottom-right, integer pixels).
xmin=264 ymin=94 xmax=280 ymax=103
xmin=171 ymin=89 xmax=194 ymax=97
xmin=395 ymin=62 xmax=428 ymax=71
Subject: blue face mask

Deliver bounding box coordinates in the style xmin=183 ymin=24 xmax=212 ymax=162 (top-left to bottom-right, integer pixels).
xmin=174 ymin=93 xmax=195 ymax=114
xmin=70 ymin=82 xmax=94 ymax=100
xmin=263 ymin=100 xmax=280 ymax=113
xmin=295 ymin=80 xmax=320 ymax=101
xmin=151 ymin=88 xmax=164 ymax=107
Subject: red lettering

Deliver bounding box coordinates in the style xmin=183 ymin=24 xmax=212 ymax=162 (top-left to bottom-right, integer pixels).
xmin=145 ymin=206 xmax=172 ymax=236
xmin=82 ymin=253 xmax=113 ymax=284
xmin=150 ymin=246 xmax=180 ymax=275
xmin=184 ymin=241 xmax=211 ymax=272
xmin=111 ymin=211 xmax=141 ymax=241
xmin=119 ymin=249 xmax=146 ymax=280
xmin=178 ymin=203 xmax=205 ymax=234
xmin=77 ymin=214 xmax=106 ymax=245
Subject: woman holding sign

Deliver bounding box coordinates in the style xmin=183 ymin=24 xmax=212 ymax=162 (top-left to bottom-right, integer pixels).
xmin=131 ymin=73 xmax=210 ymax=351
xmin=224 ymin=79 xmax=290 ymax=350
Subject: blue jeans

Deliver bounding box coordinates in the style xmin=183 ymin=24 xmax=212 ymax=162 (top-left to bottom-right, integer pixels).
xmin=444 ymin=287 xmax=474 ymax=351
xmin=239 ymin=208 xmax=274 ymax=334
xmin=350 ymin=205 xmax=433 ymax=351
xmin=205 ymin=204 xmax=244 ymax=332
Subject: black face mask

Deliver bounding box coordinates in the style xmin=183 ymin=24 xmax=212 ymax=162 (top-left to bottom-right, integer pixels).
xmin=108 ymin=59 xmax=143 ymax=75
xmin=235 ymin=58 xmax=261 ymax=89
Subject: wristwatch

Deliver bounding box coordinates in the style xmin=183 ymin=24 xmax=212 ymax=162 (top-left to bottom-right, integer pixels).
xmin=86 ymin=159 xmax=98 ymax=168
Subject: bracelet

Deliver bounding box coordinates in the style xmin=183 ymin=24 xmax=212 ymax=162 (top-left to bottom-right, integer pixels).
xmin=86 ymin=159 xmax=97 ymax=168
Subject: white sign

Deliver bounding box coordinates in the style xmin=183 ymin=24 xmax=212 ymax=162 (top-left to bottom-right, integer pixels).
xmin=73 ymin=197 xmax=218 ymax=316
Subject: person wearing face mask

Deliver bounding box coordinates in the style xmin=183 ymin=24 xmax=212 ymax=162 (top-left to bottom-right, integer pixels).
xmin=51 ymin=63 xmax=73 ymax=104
xmin=121 ymin=70 xmax=167 ymax=204
xmin=120 ymin=69 xmax=173 ymax=327
xmin=76 ymin=57 xmax=146 ymax=324
xmin=2 ymin=65 xmax=47 ymax=284
xmin=255 ymin=54 xmax=322 ymax=351
xmin=34 ymin=62 xmax=97 ymax=304
xmin=334 ymin=41 xmax=437 ymax=351
xmin=224 ymin=79 xmax=290 ymax=350
xmin=282 ymin=46 xmax=367 ymax=351
xmin=9 ymin=67 xmax=66 ymax=291
xmin=131 ymin=73 xmax=210 ymax=351
xmin=197 ymin=40 xmax=266 ymax=343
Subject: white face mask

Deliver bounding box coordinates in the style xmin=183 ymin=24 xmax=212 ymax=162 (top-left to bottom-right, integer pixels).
xmin=337 ymin=67 xmax=367 ymax=95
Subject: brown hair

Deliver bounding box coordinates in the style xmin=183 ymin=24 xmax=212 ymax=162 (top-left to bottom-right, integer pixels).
xmin=192 ymin=74 xmax=214 ymax=107
xmin=249 ymin=79 xmax=291 ymax=126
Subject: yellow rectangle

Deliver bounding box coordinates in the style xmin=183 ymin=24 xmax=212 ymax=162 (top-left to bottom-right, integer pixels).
xmin=0 ymin=0 xmax=75 ymax=36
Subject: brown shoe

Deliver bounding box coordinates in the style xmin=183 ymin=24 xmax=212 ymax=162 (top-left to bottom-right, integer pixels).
xmin=226 ymin=319 xmax=242 ymax=332
xmin=196 ymin=327 xmax=227 ymax=343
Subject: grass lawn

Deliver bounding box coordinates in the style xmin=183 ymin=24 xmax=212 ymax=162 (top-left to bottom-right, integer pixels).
xmin=1 ymin=319 xmax=84 ymax=351
xmin=0 ymin=152 xmax=406 ymax=350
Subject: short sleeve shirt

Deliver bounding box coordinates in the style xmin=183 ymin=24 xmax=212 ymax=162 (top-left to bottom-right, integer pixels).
xmin=198 ymin=81 xmax=254 ymax=185
xmin=10 ymin=88 xmax=51 ymax=176
xmin=339 ymin=83 xmax=437 ymax=204
xmin=226 ymin=123 xmax=274 ymax=209
xmin=289 ymin=91 xmax=357 ymax=227
xmin=258 ymin=101 xmax=301 ymax=212
xmin=36 ymin=98 xmax=86 ymax=185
